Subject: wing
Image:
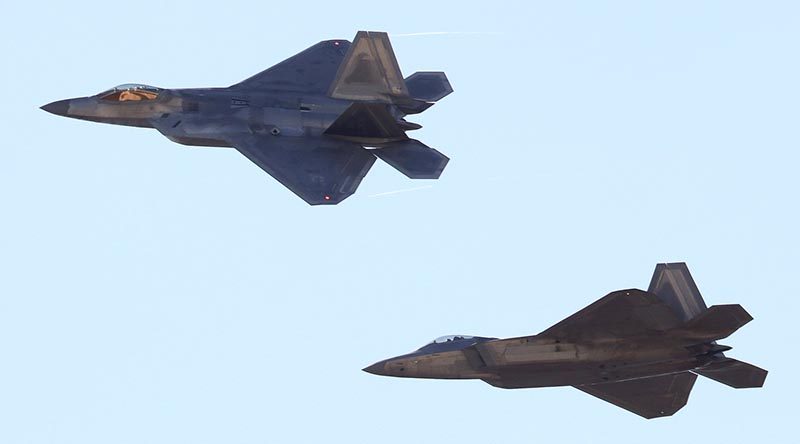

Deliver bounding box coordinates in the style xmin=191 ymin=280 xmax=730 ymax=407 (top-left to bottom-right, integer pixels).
xmin=226 ymin=134 xmax=376 ymax=205
xmin=575 ymin=372 xmax=697 ymax=419
xmin=231 ymin=39 xmax=351 ymax=93
xmin=537 ymin=289 xmax=682 ymax=341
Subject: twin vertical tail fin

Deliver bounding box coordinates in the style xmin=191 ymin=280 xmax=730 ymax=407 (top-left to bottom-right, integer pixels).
xmin=327 ymin=31 xmax=453 ymax=107
xmin=648 ymin=262 xmax=708 ymax=322
xmin=328 ymin=31 xmax=409 ymax=102
xmin=649 ymin=263 xmax=767 ymax=389
xmin=325 ymin=31 xmax=451 ymax=180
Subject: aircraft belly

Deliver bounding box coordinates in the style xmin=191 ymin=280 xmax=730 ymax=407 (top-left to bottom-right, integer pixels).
xmin=486 ymin=364 xmax=604 ymax=388
xmin=165 ymin=135 xmax=233 ymax=148
xmin=154 ymin=113 xmax=245 ymax=148
xmin=254 ymin=108 xmax=304 ymax=136
xmin=486 ymin=357 xmax=700 ymax=389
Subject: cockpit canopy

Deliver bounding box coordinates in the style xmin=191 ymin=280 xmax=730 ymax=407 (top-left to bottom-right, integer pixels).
xmin=430 ymin=335 xmax=475 ymax=344
xmin=99 ymin=84 xmax=162 ymax=102
xmin=415 ymin=334 xmax=494 ymax=353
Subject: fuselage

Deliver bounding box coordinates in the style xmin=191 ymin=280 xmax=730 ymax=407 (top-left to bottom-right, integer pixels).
xmin=41 ymin=84 xmax=405 ymax=148
xmin=364 ymin=333 xmax=726 ymax=389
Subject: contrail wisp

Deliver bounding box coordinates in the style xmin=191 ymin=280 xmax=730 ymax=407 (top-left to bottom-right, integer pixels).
xmin=369 ymin=185 xmax=434 ymax=198
xmin=390 ymin=31 xmax=504 ymax=38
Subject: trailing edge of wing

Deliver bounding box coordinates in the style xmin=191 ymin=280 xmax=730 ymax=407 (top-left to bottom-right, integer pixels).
xmin=575 ymin=372 xmax=697 ymax=419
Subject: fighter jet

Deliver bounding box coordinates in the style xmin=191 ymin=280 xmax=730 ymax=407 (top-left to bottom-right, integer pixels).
xmin=364 ymin=263 xmax=767 ymax=419
xmin=40 ymin=31 xmax=452 ymax=205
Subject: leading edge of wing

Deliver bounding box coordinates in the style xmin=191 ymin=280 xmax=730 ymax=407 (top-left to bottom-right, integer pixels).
xmin=537 ymin=289 xmax=683 ymax=341
xmin=225 ymin=134 xmax=375 ymax=205
xmin=231 ymin=39 xmax=352 ymax=93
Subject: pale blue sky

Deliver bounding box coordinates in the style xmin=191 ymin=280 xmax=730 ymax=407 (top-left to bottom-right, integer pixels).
xmin=2 ymin=1 xmax=799 ymax=443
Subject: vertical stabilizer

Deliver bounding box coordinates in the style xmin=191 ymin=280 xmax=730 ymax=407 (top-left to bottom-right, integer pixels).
xmin=328 ymin=31 xmax=409 ymax=102
xmin=648 ymin=263 xmax=708 ymax=322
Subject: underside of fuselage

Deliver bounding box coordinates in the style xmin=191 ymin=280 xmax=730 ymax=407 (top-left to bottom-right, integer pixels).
xmin=483 ymin=357 xmax=701 ymax=389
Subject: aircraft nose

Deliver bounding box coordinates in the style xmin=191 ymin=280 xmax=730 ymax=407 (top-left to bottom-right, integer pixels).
xmin=362 ymin=360 xmax=388 ymax=376
xmin=40 ymin=99 xmax=71 ymax=116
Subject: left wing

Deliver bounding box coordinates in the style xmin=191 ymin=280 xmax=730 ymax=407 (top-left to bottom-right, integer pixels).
xmin=231 ymin=39 xmax=351 ymax=94
xmin=575 ymin=372 xmax=697 ymax=419
xmin=226 ymin=134 xmax=375 ymax=205
xmin=537 ymin=289 xmax=682 ymax=341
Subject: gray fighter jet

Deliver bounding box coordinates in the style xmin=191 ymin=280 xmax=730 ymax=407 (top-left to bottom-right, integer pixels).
xmin=364 ymin=263 xmax=767 ymax=418
xmin=41 ymin=31 xmax=452 ymax=205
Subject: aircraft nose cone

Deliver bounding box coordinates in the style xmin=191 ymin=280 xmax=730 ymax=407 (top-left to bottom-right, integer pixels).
xmin=40 ymin=99 xmax=70 ymax=116
xmin=363 ymin=361 xmax=387 ymax=376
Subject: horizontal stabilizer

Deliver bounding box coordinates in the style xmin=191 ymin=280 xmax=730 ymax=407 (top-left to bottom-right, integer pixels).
xmin=328 ymin=31 xmax=408 ymax=102
xmin=373 ymin=140 xmax=449 ymax=179
xmin=575 ymin=372 xmax=697 ymax=419
xmin=683 ymin=305 xmax=752 ymax=342
xmin=693 ymin=358 xmax=767 ymax=388
xmin=405 ymin=72 xmax=453 ymax=102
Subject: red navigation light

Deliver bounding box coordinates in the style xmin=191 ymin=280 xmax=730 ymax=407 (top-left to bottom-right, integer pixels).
xmin=323 ymin=195 xmax=331 ymax=201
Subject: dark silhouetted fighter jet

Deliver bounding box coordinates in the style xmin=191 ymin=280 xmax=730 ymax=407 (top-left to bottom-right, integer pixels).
xmin=41 ymin=31 xmax=452 ymax=205
xmin=364 ymin=263 xmax=767 ymax=418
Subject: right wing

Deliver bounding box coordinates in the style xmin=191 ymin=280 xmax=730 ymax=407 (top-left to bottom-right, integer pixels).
xmin=575 ymin=372 xmax=697 ymax=419
xmin=225 ymin=134 xmax=375 ymax=205
xmin=537 ymin=289 xmax=682 ymax=341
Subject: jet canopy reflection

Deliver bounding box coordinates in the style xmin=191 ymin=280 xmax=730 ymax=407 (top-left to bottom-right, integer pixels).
xmin=430 ymin=335 xmax=475 ymax=344
xmin=415 ymin=334 xmax=495 ymax=352
xmin=99 ymin=84 xmax=162 ymax=102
